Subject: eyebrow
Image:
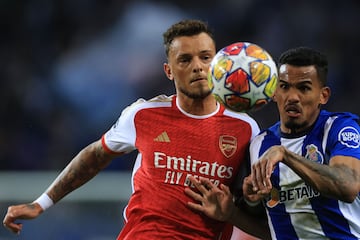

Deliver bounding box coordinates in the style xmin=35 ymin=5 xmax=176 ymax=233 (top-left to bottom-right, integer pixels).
xmin=279 ymin=79 xmax=312 ymax=84
xmin=177 ymin=49 xmax=213 ymax=58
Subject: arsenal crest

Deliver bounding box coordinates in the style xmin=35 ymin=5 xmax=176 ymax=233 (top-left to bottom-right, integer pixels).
xmin=219 ymin=135 xmax=237 ymax=158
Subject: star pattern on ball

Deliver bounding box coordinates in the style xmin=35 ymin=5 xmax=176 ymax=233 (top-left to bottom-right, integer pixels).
xmin=208 ymin=42 xmax=278 ymax=112
xmin=229 ymin=46 xmax=259 ymax=77
xmin=212 ymin=73 xmax=233 ymax=102
xmin=240 ymin=77 xmax=268 ymax=106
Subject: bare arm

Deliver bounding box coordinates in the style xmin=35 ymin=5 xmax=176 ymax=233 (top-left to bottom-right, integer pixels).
xmin=46 ymin=139 xmax=121 ymax=203
xmin=282 ymin=149 xmax=360 ymax=202
xmin=252 ymin=145 xmax=360 ymax=203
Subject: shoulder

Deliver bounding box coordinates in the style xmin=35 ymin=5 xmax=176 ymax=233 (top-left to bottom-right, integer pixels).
xmin=223 ymin=109 xmax=258 ymax=125
xmin=320 ymin=110 xmax=359 ymax=124
xmin=122 ymin=94 xmax=173 ymax=115
xmin=130 ymin=94 xmax=173 ymax=108
xmin=223 ymin=109 xmax=260 ymax=137
xmin=251 ymin=122 xmax=281 ymax=147
xmin=323 ymin=110 xmax=360 ymax=148
xmin=321 ymin=110 xmax=360 ymax=131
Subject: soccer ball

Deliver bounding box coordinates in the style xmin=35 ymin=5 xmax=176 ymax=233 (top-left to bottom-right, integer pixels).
xmin=208 ymin=42 xmax=278 ymax=112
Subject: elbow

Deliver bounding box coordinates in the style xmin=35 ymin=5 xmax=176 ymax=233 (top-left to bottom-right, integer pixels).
xmin=338 ymin=188 xmax=359 ymax=203
xmin=320 ymin=185 xmax=359 ymax=203
xmin=347 ymin=192 xmax=359 ymax=203
xmin=341 ymin=196 xmax=357 ymax=204
xmin=340 ymin=195 xmax=356 ymax=203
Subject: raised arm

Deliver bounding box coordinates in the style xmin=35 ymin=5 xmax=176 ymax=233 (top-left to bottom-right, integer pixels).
xmin=3 ymin=139 xmax=123 ymax=234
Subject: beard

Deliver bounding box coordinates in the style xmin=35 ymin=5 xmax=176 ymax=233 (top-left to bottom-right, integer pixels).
xmin=284 ymin=119 xmax=309 ymax=134
xmin=179 ymin=86 xmax=212 ymax=99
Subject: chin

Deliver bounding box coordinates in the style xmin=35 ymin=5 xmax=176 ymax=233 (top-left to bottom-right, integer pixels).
xmin=284 ymin=120 xmax=308 ymax=131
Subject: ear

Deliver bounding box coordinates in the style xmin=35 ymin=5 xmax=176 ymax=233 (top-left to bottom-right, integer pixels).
xmin=272 ymin=90 xmax=278 ymax=102
xmin=320 ymin=86 xmax=331 ymax=105
xmin=163 ymin=63 xmax=174 ymax=81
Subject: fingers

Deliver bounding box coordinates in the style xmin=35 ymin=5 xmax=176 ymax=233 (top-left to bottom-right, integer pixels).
xmin=251 ymin=163 xmax=262 ymax=192
xmin=184 ymin=176 xmax=222 ymax=204
xmin=3 ymin=206 xmax=23 ymax=235
xmin=264 ymin=160 xmax=274 ymax=191
xmin=186 ymin=200 xmax=205 ymax=212
xmin=3 ymin=203 xmax=42 ymax=235
xmin=242 ymin=176 xmax=255 ymax=194
xmin=187 ymin=175 xmax=218 ymax=194
xmin=184 ymin=187 xmax=203 ymax=202
xmin=3 ymin=221 xmax=22 ymax=235
xmin=198 ymin=177 xmax=218 ymax=192
xmin=255 ymin=145 xmax=284 ymax=191
xmin=185 ymin=176 xmax=206 ymax=197
xmin=184 ymin=176 xmax=212 ymax=213
xmin=251 ymin=156 xmax=274 ymax=194
xmin=219 ymin=183 xmax=230 ymax=195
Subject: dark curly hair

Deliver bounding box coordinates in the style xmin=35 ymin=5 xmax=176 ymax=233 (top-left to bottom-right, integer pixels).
xmin=278 ymin=47 xmax=328 ymax=86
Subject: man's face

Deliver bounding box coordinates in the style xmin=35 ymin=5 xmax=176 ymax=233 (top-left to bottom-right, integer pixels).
xmin=163 ymin=32 xmax=216 ymax=99
xmin=274 ymin=64 xmax=330 ymax=134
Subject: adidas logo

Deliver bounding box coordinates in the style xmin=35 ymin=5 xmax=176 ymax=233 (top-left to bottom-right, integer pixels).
xmin=154 ymin=131 xmax=170 ymax=142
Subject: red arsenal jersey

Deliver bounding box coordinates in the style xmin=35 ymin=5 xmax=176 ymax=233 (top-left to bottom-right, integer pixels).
xmin=102 ymin=95 xmax=259 ymax=240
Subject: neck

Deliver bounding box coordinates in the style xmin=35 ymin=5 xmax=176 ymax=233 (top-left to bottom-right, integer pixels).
xmin=177 ymin=94 xmax=218 ymax=116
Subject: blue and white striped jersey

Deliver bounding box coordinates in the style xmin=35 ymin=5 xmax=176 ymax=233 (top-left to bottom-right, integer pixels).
xmin=250 ymin=110 xmax=360 ymax=240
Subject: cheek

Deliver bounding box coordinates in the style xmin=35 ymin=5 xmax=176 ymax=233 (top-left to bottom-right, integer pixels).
xmin=302 ymin=94 xmax=320 ymax=106
xmin=301 ymin=99 xmax=320 ymax=115
xmin=273 ymin=93 xmax=285 ymax=105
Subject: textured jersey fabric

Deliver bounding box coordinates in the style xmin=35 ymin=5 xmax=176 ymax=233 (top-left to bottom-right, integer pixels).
xmin=250 ymin=110 xmax=360 ymax=240
xmin=102 ymin=95 xmax=260 ymax=240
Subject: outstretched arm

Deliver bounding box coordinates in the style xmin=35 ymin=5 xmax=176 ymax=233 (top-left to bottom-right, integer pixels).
xmin=184 ymin=176 xmax=270 ymax=239
xmin=252 ymin=145 xmax=360 ymax=202
xmin=3 ymin=139 xmax=122 ymax=234
xmin=45 ymin=139 xmax=119 ymax=203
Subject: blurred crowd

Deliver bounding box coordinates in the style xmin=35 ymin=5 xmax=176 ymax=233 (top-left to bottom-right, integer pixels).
xmin=1 ymin=0 xmax=360 ymax=170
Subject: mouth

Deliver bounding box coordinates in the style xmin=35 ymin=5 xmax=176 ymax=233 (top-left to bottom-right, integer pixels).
xmin=284 ymin=105 xmax=301 ymax=117
xmin=191 ymin=76 xmax=208 ymax=84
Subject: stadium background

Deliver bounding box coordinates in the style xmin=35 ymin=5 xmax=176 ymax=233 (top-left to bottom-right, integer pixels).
xmin=1 ymin=0 xmax=359 ymax=239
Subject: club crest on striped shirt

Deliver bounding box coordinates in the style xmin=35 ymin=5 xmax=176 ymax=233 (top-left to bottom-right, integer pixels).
xmin=305 ymin=144 xmax=323 ymax=164
xmin=219 ymin=135 xmax=237 ymax=158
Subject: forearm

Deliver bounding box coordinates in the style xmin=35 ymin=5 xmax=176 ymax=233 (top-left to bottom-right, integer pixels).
xmin=45 ymin=141 xmax=113 ymax=203
xmin=283 ymin=148 xmax=359 ymax=202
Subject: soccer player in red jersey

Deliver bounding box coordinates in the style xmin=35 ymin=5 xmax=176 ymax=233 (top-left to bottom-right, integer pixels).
xmin=3 ymin=19 xmax=264 ymax=239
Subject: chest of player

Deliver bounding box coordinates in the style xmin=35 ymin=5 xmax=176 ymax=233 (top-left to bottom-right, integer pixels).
xmin=132 ymin=108 xmax=251 ymax=181
xmin=270 ymin=137 xmax=325 ymax=205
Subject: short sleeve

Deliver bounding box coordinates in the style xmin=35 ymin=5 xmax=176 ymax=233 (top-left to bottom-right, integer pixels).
xmin=327 ymin=114 xmax=360 ymax=159
xmin=102 ymin=99 xmax=146 ymax=154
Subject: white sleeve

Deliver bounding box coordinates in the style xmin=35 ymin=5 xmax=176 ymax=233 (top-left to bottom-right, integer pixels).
xmin=102 ymin=99 xmax=145 ymax=153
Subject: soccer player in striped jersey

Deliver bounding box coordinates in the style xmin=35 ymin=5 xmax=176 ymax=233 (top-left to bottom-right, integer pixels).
xmin=3 ymin=19 xmax=264 ymax=239
xmin=186 ymin=47 xmax=360 ymax=239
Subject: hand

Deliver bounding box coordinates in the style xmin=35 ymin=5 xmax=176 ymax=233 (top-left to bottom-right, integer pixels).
xmin=251 ymin=145 xmax=285 ymax=194
xmin=184 ymin=176 xmax=235 ymax=222
xmin=3 ymin=202 xmax=43 ymax=234
xmin=242 ymin=176 xmax=265 ymax=203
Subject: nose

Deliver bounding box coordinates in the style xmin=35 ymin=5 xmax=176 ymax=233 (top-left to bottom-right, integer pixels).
xmin=192 ymin=57 xmax=204 ymax=73
xmin=286 ymin=88 xmax=300 ymax=103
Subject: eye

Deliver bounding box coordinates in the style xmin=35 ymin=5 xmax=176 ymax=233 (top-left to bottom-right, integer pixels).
xmin=279 ymin=83 xmax=289 ymax=90
xmin=202 ymin=55 xmax=212 ymax=61
xmin=179 ymin=57 xmax=191 ymax=63
xmin=298 ymin=85 xmax=311 ymax=92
